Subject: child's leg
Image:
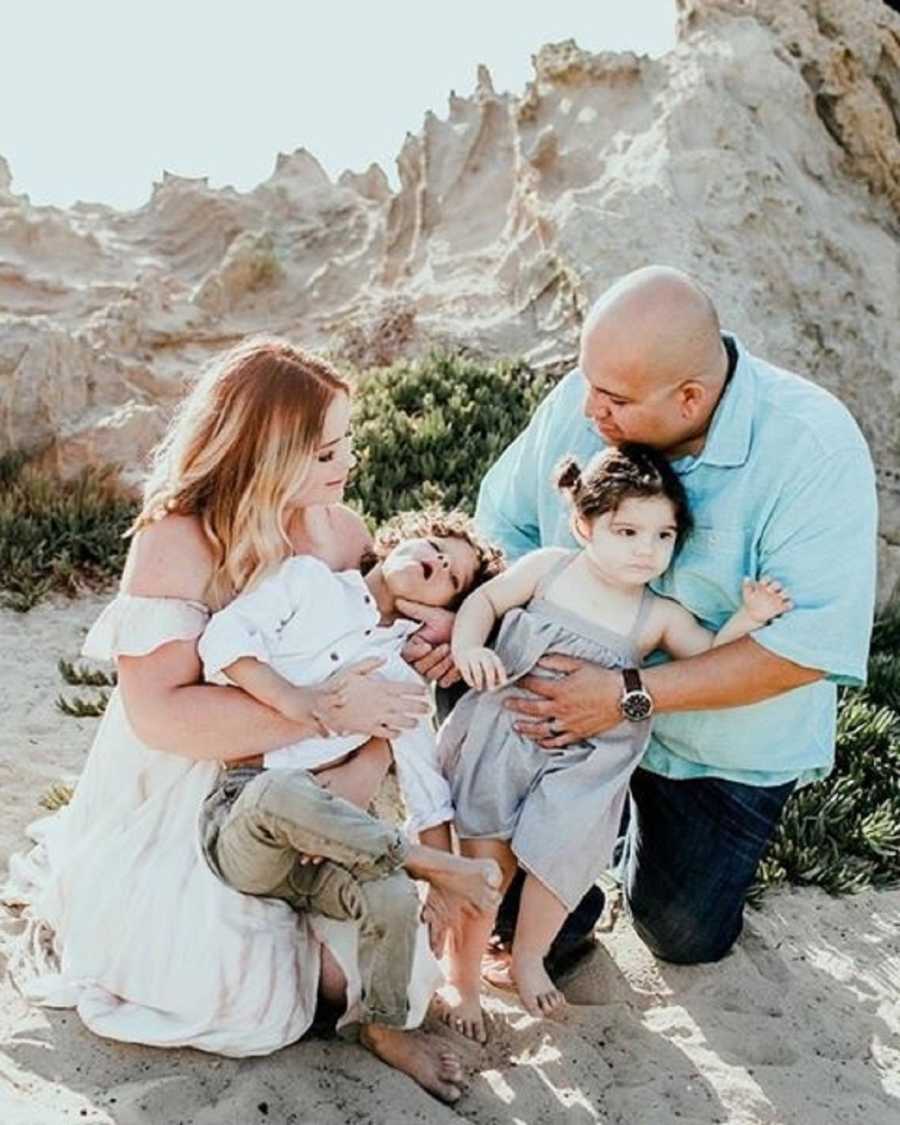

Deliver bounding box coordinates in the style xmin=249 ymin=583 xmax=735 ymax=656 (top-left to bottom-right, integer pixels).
xmin=206 ymin=767 xmax=410 ymax=895
xmin=512 ymin=874 xmax=568 ymax=1018
xmin=438 ymin=837 xmax=518 ymax=1044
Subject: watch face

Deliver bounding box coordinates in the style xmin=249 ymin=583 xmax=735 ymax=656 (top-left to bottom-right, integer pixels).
xmin=621 ymin=690 xmax=653 ymax=722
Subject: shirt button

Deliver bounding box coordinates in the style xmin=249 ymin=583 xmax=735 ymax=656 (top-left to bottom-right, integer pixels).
xmin=330 ymin=652 xmax=339 ymax=661
xmin=364 ymin=629 xmax=373 ymax=636
xmin=363 ymin=595 xmax=371 ymax=604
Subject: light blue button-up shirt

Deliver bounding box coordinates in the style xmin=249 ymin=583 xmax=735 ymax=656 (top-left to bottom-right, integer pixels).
xmin=475 ymin=336 xmax=878 ymax=786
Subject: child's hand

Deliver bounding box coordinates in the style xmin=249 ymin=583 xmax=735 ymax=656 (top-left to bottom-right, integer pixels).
xmin=742 ymin=576 xmax=793 ymax=624
xmin=454 ymin=646 xmax=508 ymax=691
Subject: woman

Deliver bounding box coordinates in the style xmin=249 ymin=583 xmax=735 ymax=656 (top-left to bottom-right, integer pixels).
xmin=4 ymin=339 xmax=494 ymax=1102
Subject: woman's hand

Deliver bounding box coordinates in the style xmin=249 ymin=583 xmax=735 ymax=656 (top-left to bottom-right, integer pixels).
xmin=315 ymin=658 xmax=431 ymax=740
xmin=454 ymin=646 xmax=508 ymax=692
xmin=503 ymin=654 xmax=622 ymax=747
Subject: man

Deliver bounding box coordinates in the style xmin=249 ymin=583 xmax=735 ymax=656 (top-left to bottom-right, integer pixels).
xmin=471 ymin=265 xmax=878 ymax=964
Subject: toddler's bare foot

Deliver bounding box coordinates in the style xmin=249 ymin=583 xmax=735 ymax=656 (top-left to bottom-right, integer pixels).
xmin=405 ymin=847 xmax=502 ymax=915
xmin=435 ymin=983 xmax=489 ymax=1044
xmin=513 ymin=951 xmax=567 ymax=1019
xmin=359 ymin=1024 xmax=464 ymax=1103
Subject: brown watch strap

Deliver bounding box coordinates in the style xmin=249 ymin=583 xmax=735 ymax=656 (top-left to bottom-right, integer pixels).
xmin=622 ymin=667 xmax=642 ymax=693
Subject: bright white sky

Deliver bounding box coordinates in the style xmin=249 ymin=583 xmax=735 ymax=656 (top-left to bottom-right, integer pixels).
xmin=5 ymin=1 xmax=677 ymax=211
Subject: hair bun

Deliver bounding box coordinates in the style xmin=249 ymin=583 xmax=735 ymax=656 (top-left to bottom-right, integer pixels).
xmin=554 ymin=456 xmax=582 ymax=494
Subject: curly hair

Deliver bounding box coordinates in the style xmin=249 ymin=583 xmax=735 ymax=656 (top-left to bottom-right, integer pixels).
xmin=555 ymin=443 xmax=693 ymax=546
xmin=360 ymin=508 xmax=505 ymax=609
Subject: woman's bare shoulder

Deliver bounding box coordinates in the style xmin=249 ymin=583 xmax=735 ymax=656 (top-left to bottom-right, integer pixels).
xmin=121 ymin=513 xmax=214 ymax=601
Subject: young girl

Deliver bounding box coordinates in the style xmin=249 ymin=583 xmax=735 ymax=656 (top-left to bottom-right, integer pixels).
xmin=438 ymin=443 xmax=791 ymax=1042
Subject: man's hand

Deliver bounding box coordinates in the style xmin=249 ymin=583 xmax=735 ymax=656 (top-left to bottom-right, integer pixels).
xmin=397 ymin=598 xmax=461 ymax=688
xmin=504 ymin=653 xmax=621 ymax=748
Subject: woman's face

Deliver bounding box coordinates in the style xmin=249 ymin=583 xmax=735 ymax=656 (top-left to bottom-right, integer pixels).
xmin=382 ymin=536 xmax=479 ymax=607
xmin=289 ymin=393 xmax=355 ymax=508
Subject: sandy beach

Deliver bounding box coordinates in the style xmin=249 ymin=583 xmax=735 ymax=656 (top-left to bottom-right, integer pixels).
xmin=1 ymin=594 xmax=898 ymax=1125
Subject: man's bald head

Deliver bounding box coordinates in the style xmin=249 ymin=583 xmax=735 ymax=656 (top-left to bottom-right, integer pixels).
xmin=581 ymin=266 xmax=724 ymax=394
xmin=579 ymin=267 xmax=730 ymax=457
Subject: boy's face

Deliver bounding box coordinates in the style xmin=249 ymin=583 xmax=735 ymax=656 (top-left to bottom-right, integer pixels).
xmin=382 ymin=536 xmax=479 ymax=607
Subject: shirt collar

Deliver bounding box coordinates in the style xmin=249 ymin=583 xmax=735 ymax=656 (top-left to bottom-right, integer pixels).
xmin=676 ymin=334 xmax=754 ymax=471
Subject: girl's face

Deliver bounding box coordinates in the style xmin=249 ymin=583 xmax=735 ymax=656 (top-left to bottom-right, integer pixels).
xmin=289 ymin=393 xmax=355 ymax=508
xmin=577 ymin=494 xmax=678 ymax=587
xmin=382 ymin=536 xmax=478 ymax=607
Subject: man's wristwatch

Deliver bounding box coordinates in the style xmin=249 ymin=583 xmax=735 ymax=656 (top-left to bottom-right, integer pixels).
xmin=619 ymin=668 xmax=654 ymax=722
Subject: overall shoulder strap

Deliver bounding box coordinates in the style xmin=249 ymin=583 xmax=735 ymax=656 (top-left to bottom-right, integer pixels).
xmin=532 ymin=549 xmax=578 ymax=599
xmin=628 ymin=585 xmax=656 ymax=642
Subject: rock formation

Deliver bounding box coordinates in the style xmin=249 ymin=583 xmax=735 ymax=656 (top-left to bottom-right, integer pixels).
xmin=1 ymin=0 xmax=898 ymax=603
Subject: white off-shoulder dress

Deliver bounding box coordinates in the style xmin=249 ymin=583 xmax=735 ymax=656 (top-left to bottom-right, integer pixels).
xmin=2 ymin=594 xmax=441 ymax=1057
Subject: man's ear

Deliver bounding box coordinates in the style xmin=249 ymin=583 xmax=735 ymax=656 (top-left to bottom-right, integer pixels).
xmin=678 ymin=381 xmax=707 ymax=420
xmin=571 ymin=513 xmax=591 ymax=546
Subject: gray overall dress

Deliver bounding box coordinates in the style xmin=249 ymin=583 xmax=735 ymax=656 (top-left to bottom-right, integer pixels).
xmin=440 ymin=552 xmax=653 ymax=912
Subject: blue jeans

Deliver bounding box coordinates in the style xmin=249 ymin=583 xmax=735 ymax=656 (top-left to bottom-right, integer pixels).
xmin=621 ymin=768 xmax=796 ymax=964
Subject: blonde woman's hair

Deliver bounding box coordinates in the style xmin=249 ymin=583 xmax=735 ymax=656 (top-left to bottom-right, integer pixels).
xmin=129 ymin=338 xmax=350 ymax=607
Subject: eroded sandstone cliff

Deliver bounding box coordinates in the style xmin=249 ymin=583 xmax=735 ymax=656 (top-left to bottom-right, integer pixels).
xmin=1 ymin=0 xmax=898 ymax=600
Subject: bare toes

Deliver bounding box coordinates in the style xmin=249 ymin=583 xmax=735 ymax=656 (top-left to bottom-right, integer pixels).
xmin=539 ymin=989 xmax=565 ymax=1016
xmin=439 ymin=1054 xmax=463 ymax=1081
xmin=522 ymin=996 xmax=542 ymax=1018
xmin=436 ymin=1080 xmax=463 ymax=1104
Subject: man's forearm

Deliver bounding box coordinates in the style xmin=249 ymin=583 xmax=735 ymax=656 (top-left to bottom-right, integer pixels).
xmin=642 ymin=636 xmax=824 ymax=713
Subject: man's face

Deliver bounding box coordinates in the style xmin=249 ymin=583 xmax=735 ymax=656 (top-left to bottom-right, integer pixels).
xmin=382 ymin=536 xmax=478 ymax=608
xmin=579 ymin=333 xmax=691 ymax=452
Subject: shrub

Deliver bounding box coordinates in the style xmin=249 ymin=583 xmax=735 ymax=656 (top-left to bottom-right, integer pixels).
xmin=0 ymin=453 xmax=136 ymax=610
xmin=348 ymin=351 xmax=557 ymax=523
xmin=750 ymin=613 xmax=900 ymax=902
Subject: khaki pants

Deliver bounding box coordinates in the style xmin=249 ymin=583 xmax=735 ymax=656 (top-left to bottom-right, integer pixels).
xmin=200 ymin=766 xmax=419 ymax=1030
